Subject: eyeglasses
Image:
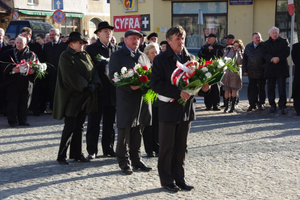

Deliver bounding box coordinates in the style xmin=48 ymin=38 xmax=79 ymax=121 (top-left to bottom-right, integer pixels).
xmin=77 ymin=41 xmax=85 ymax=45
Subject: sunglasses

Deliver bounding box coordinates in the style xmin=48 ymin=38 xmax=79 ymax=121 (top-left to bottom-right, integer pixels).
xmin=76 ymin=41 xmax=85 ymax=45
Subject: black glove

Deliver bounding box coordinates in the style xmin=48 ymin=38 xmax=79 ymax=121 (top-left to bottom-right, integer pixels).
xmin=87 ymin=83 xmax=96 ymax=93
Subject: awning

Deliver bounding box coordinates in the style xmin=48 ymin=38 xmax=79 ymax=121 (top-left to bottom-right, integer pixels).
xmin=18 ymin=9 xmax=84 ymax=18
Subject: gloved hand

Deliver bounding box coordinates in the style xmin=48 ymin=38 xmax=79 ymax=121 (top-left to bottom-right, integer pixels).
xmin=88 ymin=83 xmax=96 ymax=93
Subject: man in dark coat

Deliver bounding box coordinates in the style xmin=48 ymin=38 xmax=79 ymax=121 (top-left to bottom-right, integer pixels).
xmin=242 ymin=32 xmax=266 ymax=111
xmin=263 ymin=26 xmax=290 ymax=115
xmin=151 ymin=25 xmax=210 ymax=192
xmin=0 ymin=36 xmax=36 ymax=127
xmin=85 ymin=21 xmax=118 ymax=159
xmin=53 ymin=32 xmax=101 ymax=165
xmin=109 ymin=30 xmax=152 ymax=175
xmin=198 ymin=33 xmax=224 ymax=110
xmin=43 ymin=28 xmax=68 ymax=112
xmin=0 ymin=28 xmax=13 ymax=116
xmin=291 ymin=41 xmax=300 ymax=116
xmin=21 ymin=27 xmax=45 ymax=116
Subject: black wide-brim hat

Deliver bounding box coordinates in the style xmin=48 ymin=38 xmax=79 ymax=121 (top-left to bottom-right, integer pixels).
xmin=66 ymin=32 xmax=88 ymax=44
xmin=94 ymin=21 xmax=114 ymax=34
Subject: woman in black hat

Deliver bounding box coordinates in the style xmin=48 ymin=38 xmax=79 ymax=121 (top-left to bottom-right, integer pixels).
xmin=53 ymin=32 xmax=102 ymax=165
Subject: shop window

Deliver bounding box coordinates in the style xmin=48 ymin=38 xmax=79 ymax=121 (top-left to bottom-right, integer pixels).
xmin=172 ymin=2 xmax=227 ymax=48
xmin=28 ymin=0 xmax=38 ymax=5
xmin=275 ymin=0 xmax=298 ymax=42
xmin=61 ymin=18 xmax=80 ymax=35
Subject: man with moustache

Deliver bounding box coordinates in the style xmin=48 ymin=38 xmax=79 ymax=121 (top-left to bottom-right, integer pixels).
xmin=85 ymin=21 xmax=118 ymax=159
xmin=151 ymin=25 xmax=210 ymax=192
xmin=242 ymin=32 xmax=266 ymax=112
xmin=109 ymin=30 xmax=152 ymax=175
xmin=43 ymin=28 xmax=68 ymax=112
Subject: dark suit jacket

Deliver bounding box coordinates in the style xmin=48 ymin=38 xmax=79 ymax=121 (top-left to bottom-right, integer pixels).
xmin=85 ymin=39 xmax=118 ymax=106
xmin=28 ymin=40 xmax=45 ymax=62
xmin=43 ymin=40 xmax=68 ymax=69
xmin=151 ymin=44 xmax=197 ymax=122
xmin=109 ymin=45 xmax=151 ymax=128
xmin=292 ymin=42 xmax=300 ymax=98
xmin=198 ymin=42 xmax=225 ymax=60
xmin=0 ymin=42 xmax=12 ymax=57
xmin=263 ymin=36 xmax=290 ymax=78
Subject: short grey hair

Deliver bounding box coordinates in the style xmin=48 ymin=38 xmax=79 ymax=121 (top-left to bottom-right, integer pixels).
xmin=49 ymin=28 xmax=60 ymax=35
xmin=268 ymin=26 xmax=279 ymax=34
xmin=15 ymin=35 xmax=27 ymax=44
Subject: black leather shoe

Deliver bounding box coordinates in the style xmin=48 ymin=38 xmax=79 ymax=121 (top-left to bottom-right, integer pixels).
xmin=19 ymin=122 xmax=30 ymax=126
xmin=269 ymin=107 xmax=276 ymax=113
xmin=163 ymin=184 xmax=180 ymax=192
xmin=257 ymin=105 xmax=265 ymax=111
xmin=176 ymin=182 xmax=194 ymax=191
xmin=205 ymin=107 xmax=211 ymax=111
xmin=74 ymin=155 xmax=90 ymax=162
xmin=87 ymin=154 xmax=96 ymax=159
xmin=212 ymin=106 xmax=221 ymax=111
xmin=281 ymin=108 xmax=287 ymax=115
xmin=57 ymin=158 xmax=69 ymax=165
xmin=103 ymin=150 xmax=116 ymax=157
xmin=133 ymin=162 xmax=152 ymax=171
xmin=9 ymin=123 xmax=17 ymax=127
xmin=121 ymin=166 xmax=133 ymax=175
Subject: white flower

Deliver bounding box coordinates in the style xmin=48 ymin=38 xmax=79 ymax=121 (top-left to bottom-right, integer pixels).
xmin=217 ymin=60 xmax=225 ymax=68
xmin=134 ymin=63 xmax=141 ymax=71
xmin=121 ymin=67 xmax=127 ymax=74
xmin=127 ymin=69 xmax=134 ymax=77
xmin=205 ymin=72 xmax=212 ymax=78
xmin=224 ymin=57 xmax=232 ymax=62
xmin=202 ymin=67 xmax=208 ymax=72
xmin=114 ymin=72 xmax=119 ymax=78
xmin=112 ymin=77 xmax=120 ymax=82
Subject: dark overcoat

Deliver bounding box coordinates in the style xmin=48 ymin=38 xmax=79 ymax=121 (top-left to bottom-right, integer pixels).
xmin=292 ymin=42 xmax=300 ymax=98
xmin=263 ymin=36 xmax=290 ymax=78
xmin=52 ymin=46 xmax=101 ymax=120
xmin=198 ymin=42 xmax=225 ymax=60
xmin=109 ymin=45 xmax=151 ymax=128
xmin=151 ymin=44 xmax=196 ymax=122
xmin=242 ymin=42 xmax=265 ymax=79
xmin=85 ymin=39 xmax=118 ymax=106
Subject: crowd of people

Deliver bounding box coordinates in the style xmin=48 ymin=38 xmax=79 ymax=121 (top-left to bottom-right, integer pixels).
xmin=0 ymin=22 xmax=299 ymax=193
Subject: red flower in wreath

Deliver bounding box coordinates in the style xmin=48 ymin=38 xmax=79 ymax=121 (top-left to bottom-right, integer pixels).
xmin=139 ymin=75 xmax=148 ymax=83
xmin=142 ymin=66 xmax=148 ymax=70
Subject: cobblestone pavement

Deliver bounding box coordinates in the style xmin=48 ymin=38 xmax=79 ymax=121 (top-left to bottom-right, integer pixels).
xmin=0 ymin=100 xmax=300 ymax=200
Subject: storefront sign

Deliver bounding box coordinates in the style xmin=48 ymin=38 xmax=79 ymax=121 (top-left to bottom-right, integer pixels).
xmin=123 ymin=0 xmax=138 ymax=12
xmin=114 ymin=14 xmax=150 ymax=32
xmin=229 ymin=0 xmax=253 ymax=5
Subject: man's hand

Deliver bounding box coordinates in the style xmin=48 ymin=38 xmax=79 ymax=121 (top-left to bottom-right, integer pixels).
xmin=201 ymin=83 xmax=210 ymax=92
xmin=243 ymin=72 xmax=248 ymax=76
xmin=208 ymin=45 xmax=213 ymax=52
xmin=12 ymin=67 xmax=20 ymax=73
xmin=271 ymin=57 xmax=280 ymax=64
xmin=131 ymin=85 xmax=140 ymax=90
xmin=180 ymin=91 xmax=191 ymax=100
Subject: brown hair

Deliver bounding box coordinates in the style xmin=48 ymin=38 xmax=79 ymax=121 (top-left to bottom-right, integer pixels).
xmin=165 ymin=25 xmax=186 ymax=40
xmin=21 ymin=27 xmax=32 ymax=35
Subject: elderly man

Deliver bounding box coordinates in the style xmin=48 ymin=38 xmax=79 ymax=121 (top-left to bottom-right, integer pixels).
xmin=263 ymin=26 xmax=290 ymax=115
xmin=109 ymin=30 xmax=152 ymax=175
xmin=85 ymin=21 xmax=119 ymax=159
xmin=147 ymin=32 xmax=158 ymax=44
xmin=198 ymin=33 xmax=225 ymax=111
xmin=53 ymin=32 xmax=101 ymax=165
xmin=242 ymin=32 xmax=266 ymax=112
xmin=0 ymin=36 xmax=36 ymax=127
xmin=43 ymin=28 xmax=68 ymax=112
xmin=151 ymin=25 xmax=210 ymax=192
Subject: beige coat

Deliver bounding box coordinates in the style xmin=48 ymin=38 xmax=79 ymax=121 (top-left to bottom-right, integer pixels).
xmin=221 ymin=47 xmax=243 ymax=90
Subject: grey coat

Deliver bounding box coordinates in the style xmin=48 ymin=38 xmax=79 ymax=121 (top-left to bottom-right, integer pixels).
xmin=109 ymin=45 xmax=151 ymax=128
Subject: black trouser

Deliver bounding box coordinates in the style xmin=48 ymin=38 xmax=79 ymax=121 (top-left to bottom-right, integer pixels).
xmin=267 ymin=77 xmax=287 ymax=109
xmin=86 ymin=105 xmax=116 ymax=155
xmin=204 ymin=84 xmax=220 ymax=108
xmin=116 ymin=126 xmax=143 ymax=169
xmin=248 ymin=78 xmax=266 ymax=107
xmin=142 ymin=106 xmax=159 ymax=155
xmin=57 ymin=110 xmax=86 ymax=160
xmin=29 ymin=78 xmax=43 ymax=114
xmin=0 ymin=87 xmax=7 ymax=116
xmin=158 ymin=121 xmax=190 ymax=186
xmin=294 ymin=96 xmax=300 ymax=113
xmin=6 ymin=86 xmax=30 ymax=125
xmin=43 ymin=67 xmax=57 ymax=110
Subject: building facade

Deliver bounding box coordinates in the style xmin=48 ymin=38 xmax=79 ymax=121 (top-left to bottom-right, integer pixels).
xmin=0 ymin=0 xmax=110 ymax=39
xmin=110 ymin=0 xmax=297 ymax=48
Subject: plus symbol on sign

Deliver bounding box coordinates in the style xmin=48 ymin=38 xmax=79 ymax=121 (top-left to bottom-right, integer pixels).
xmin=142 ymin=17 xmax=149 ymax=29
